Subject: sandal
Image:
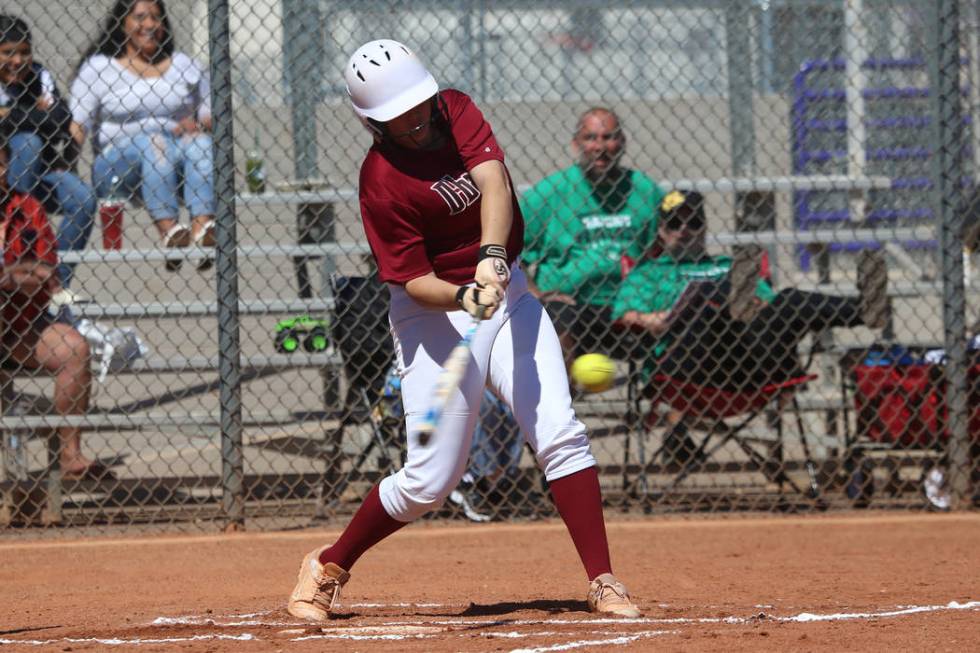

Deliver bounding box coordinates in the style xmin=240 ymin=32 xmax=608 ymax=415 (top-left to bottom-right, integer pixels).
xmin=62 ymin=461 xmax=117 ymax=482
xmin=728 ymin=244 xmax=764 ymax=322
xmin=193 ymin=219 xmax=216 ymax=271
xmin=857 ymin=249 xmax=890 ymax=329
xmin=162 ymin=223 xmax=192 ymax=272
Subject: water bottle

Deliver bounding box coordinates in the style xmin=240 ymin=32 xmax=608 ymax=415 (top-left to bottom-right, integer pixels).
xmin=245 ymin=130 xmax=266 ymax=194
xmin=2 ymin=399 xmax=30 ymax=482
xmin=99 ymin=175 xmax=125 ymax=250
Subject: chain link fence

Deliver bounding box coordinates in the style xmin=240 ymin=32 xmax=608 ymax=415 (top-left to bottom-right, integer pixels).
xmin=0 ymin=0 xmax=977 ymax=533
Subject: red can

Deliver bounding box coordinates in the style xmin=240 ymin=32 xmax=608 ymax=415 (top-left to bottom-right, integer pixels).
xmin=99 ymin=201 xmax=125 ymax=250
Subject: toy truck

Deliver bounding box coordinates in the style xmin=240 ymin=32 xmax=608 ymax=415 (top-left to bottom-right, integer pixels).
xmin=274 ymin=316 xmax=329 ymax=353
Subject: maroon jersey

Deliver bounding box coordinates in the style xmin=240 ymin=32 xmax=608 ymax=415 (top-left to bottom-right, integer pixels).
xmin=358 ymin=89 xmax=524 ymax=285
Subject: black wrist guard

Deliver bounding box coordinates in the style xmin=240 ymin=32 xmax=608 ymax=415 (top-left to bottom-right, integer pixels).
xmin=455 ymin=285 xmax=469 ymax=308
xmin=478 ymin=244 xmax=507 ymax=262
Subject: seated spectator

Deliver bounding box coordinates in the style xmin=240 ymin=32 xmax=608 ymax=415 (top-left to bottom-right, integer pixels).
xmin=449 ymin=389 xmax=527 ymax=521
xmin=0 ymin=137 xmax=101 ymax=480
xmin=612 ymin=190 xmax=889 ymax=463
xmin=69 ymin=0 xmax=215 ymax=272
xmin=521 ymin=107 xmax=665 ymax=369
xmin=0 ymin=15 xmax=96 ymax=296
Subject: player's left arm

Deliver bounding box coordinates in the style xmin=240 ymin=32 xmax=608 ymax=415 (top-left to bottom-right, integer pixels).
xmin=470 ymin=159 xmax=512 ymax=292
xmin=404 ymin=272 xmax=502 ymax=319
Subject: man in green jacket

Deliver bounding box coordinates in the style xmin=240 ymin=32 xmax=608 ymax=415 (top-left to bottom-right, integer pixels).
xmin=521 ymin=107 xmax=665 ymax=368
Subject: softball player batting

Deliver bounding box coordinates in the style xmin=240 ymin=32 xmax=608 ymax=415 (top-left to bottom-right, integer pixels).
xmin=287 ymin=39 xmax=639 ymax=620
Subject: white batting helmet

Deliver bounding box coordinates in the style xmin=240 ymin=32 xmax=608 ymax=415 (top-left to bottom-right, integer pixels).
xmin=345 ymin=39 xmax=438 ymax=123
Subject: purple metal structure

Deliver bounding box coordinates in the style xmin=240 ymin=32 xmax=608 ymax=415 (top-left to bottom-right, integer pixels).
xmin=791 ymin=57 xmax=971 ymax=270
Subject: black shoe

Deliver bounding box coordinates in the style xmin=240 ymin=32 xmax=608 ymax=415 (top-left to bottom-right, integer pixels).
xmin=728 ymin=245 xmax=764 ymax=322
xmin=857 ymin=249 xmax=889 ymax=329
xmin=661 ymin=421 xmax=700 ymax=466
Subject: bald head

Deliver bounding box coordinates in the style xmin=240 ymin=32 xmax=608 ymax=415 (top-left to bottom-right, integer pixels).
xmin=575 ymin=108 xmax=621 ymax=135
xmin=572 ymin=107 xmax=625 ymax=182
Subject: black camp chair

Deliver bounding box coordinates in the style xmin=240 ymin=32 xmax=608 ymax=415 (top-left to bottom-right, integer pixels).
xmin=315 ymin=275 xmax=404 ymax=514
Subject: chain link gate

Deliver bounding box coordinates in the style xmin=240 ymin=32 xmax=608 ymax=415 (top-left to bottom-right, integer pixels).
xmin=0 ymin=0 xmax=976 ymax=534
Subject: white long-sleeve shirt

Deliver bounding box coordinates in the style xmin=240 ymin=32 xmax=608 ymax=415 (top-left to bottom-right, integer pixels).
xmin=70 ymin=52 xmax=211 ymax=153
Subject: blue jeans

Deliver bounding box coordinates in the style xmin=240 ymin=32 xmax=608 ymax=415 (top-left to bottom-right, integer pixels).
xmin=7 ymin=133 xmax=97 ymax=287
xmin=93 ymin=132 xmax=215 ymax=220
xmin=468 ymin=390 xmax=523 ymax=485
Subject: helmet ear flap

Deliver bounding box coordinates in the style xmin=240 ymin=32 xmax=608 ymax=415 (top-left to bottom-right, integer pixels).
xmin=365 ymin=118 xmax=385 ymax=136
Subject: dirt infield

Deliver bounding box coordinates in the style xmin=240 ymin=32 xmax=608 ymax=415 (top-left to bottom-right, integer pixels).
xmin=1 ymin=513 xmax=977 ymax=651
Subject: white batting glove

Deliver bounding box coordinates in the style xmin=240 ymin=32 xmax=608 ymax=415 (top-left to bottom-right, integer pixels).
xmin=456 ymin=285 xmax=502 ymax=319
xmin=474 ymin=245 xmax=510 ymax=292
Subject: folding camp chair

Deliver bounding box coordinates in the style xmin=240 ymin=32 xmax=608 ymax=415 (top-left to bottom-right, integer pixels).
xmin=315 ymin=275 xmax=404 ymax=515
xmin=616 ymin=246 xmax=834 ymax=508
xmin=624 ymin=328 xmax=825 ymax=509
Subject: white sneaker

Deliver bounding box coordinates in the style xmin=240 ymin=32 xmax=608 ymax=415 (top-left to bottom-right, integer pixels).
xmin=49 ymin=288 xmax=85 ymax=308
xmin=923 ymin=467 xmax=951 ymax=511
xmin=448 ymin=486 xmax=491 ymax=523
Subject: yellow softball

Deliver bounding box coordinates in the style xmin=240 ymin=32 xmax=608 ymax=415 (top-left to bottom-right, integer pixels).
xmin=570 ymin=353 xmax=616 ymax=393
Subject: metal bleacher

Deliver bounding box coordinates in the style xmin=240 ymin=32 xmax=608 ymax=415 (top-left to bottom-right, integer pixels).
xmin=791 ymin=56 xmax=972 ymax=270
xmin=1 ymin=191 xmax=366 ymax=525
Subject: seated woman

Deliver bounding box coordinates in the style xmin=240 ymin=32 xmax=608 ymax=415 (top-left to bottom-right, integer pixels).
xmin=69 ymin=0 xmax=214 ymax=271
xmin=0 ymin=15 xmax=97 ymax=294
xmin=611 ymin=190 xmax=889 ymax=463
xmin=0 ymin=137 xmax=101 ymax=480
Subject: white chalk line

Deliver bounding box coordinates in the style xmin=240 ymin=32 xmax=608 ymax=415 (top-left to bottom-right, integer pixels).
xmin=155 ymin=599 xmax=980 ymax=631
xmin=151 ymin=604 xmax=453 ymax=627
xmin=5 ymin=599 xmax=976 ymax=648
xmin=152 ymin=616 xmax=294 ymax=627
xmin=501 ymin=601 xmax=980 ymax=653
xmin=291 ymin=632 xmax=433 ymax=642
xmin=786 ymin=600 xmax=980 ymax=623
xmin=349 ymin=601 xmax=450 ymax=608
xmin=509 ymin=631 xmax=675 ymax=653
xmin=0 ymin=634 xmax=255 ymax=646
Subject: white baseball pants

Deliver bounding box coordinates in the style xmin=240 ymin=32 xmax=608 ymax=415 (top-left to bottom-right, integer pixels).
xmin=379 ymin=264 xmax=596 ymax=521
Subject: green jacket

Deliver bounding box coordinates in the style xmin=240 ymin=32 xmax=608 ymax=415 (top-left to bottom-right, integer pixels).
xmin=521 ymin=165 xmax=664 ymax=307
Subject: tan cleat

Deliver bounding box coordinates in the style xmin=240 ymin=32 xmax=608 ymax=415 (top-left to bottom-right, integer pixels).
xmin=587 ymin=573 xmax=641 ymax=618
xmin=287 ymin=546 xmax=351 ymax=621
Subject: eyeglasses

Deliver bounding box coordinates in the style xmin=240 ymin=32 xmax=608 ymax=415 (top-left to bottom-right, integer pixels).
xmin=389 ymin=119 xmax=432 ymax=139
xmin=664 ymin=215 xmax=704 ymax=232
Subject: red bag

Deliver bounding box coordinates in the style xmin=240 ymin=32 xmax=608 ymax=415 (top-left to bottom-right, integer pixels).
xmin=853 ymin=363 xmax=980 ymax=446
xmin=0 ymin=192 xmax=59 ymax=332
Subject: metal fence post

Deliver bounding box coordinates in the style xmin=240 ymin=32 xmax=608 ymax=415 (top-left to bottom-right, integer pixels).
xmin=726 ymin=2 xmax=756 ymax=182
xmin=283 ymin=0 xmax=321 ymax=181
xmin=282 ymin=0 xmax=329 ymax=299
xmin=282 ymin=0 xmax=340 ymax=410
xmin=727 ymin=3 xmax=775 ymax=270
xmin=209 ymin=0 xmax=244 ymax=530
xmin=930 ymin=0 xmax=972 ymax=509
